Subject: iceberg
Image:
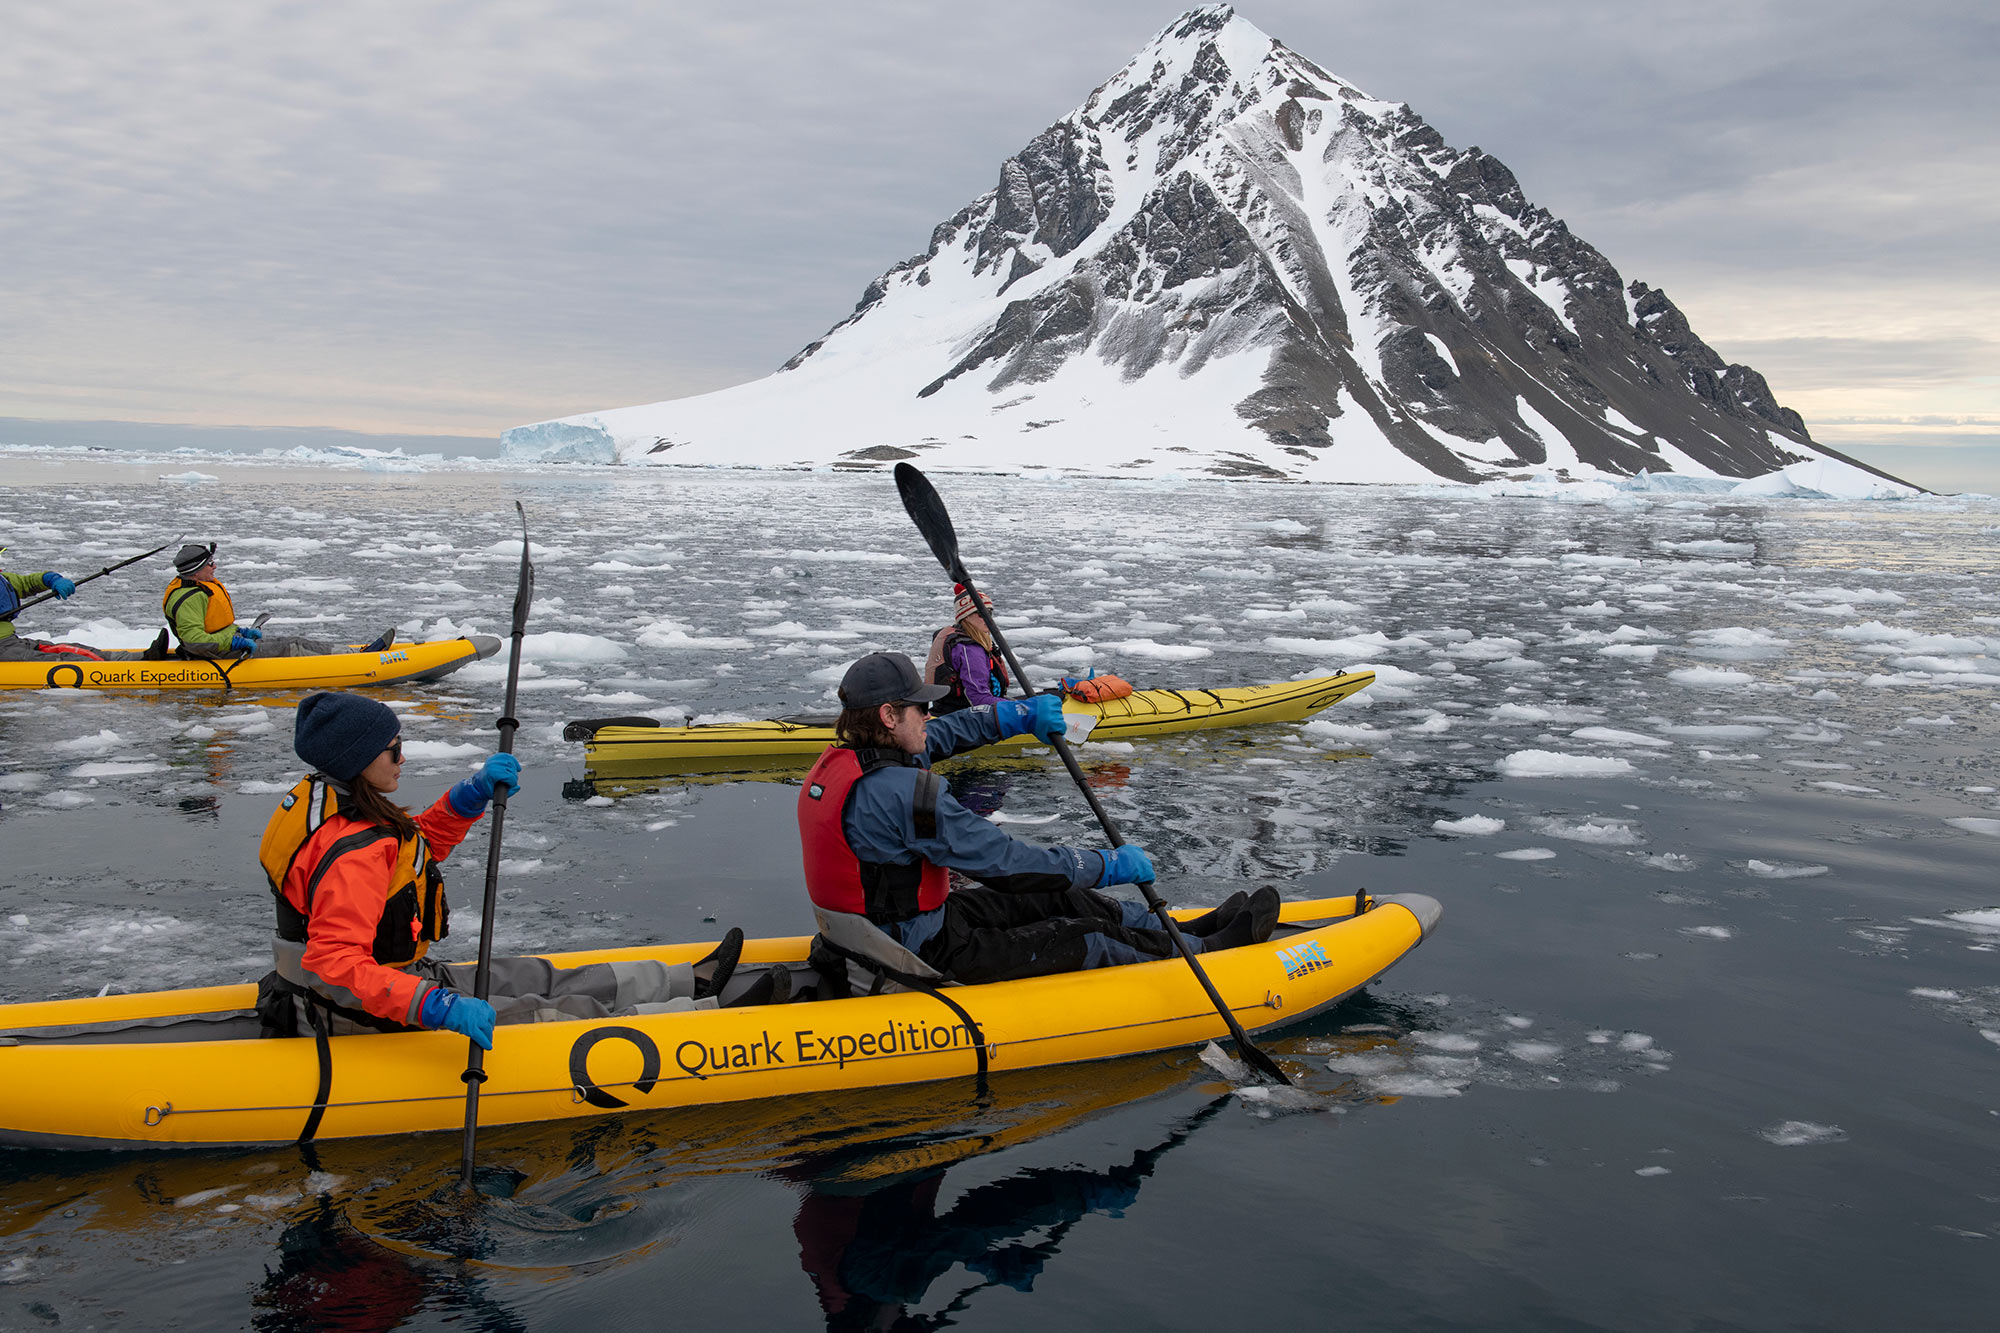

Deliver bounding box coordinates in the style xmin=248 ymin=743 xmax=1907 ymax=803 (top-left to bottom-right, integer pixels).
xmin=500 ymin=419 xmax=618 ymax=464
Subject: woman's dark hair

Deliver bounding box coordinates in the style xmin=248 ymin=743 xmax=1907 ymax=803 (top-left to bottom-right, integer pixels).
xmin=834 ymin=703 xmax=902 ymax=749
xmin=344 ymin=771 xmax=417 ymax=839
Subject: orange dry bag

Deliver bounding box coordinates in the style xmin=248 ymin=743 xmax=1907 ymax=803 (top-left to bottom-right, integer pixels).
xmin=1062 ymin=673 xmax=1134 ymax=704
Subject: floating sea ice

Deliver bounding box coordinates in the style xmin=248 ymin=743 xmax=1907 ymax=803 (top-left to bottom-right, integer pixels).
xmin=1640 ymin=853 xmax=1696 ymax=871
xmin=1499 ymin=750 xmax=1636 ymax=778
xmin=1617 ymin=1033 xmax=1655 ymax=1052
xmin=499 ymin=859 xmax=546 ymax=875
xmin=1909 ymin=988 xmax=1962 ymax=1001
xmin=1488 ymin=703 xmax=1604 ymax=725
xmin=1325 ymin=1050 xmax=1405 ymax=1075
xmin=51 ymin=729 xmax=127 ymax=755
xmin=1760 ymin=1121 xmax=1847 ymax=1147
xmin=67 ymin=761 xmax=166 ymax=778
xmin=1682 ymin=925 xmax=1734 ymax=939
xmin=1658 ymin=723 xmax=1769 ymax=740
xmin=1685 ymin=627 xmax=1793 ymax=659
xmin=1811 ymin=782 xmax=1882 ymax=795
xmin=400 ymin=740 xmax=486 ymax=760
xmin=1634 ymin=1166 xmax=1672 ymax=1177
xmin=1301 ymin=720 xmax=1393 ymax=746
xmin=1434 ymin=815 xmax=1504 ymax=835
xmin=1413 ymin=1031 xmax=1483 ymax=1051
xmin=1101 ymin=637 xmax=1213 ymax=660
xmin=1367 ymin=1073 xmax=1467 ymax=1098
xmin=1496 ymin=848 xmax=1557 ymax=860
xmin=574 ymin=691 xmax=654 ymax=706
xmin=1944 ymin=818 xmax=2000 ymax=837
xmin=237 ymin=780 xmax=296 ymax=795
xmin=1597 ymin=643 xmax=1659 ymax=659
xmin=1507 ymin=1041 xmax=1562 ymax=1064
xmin=1746 ymin=860 xmax=1830 ymax=879
xmin=1570 ymin=726 xmax=1671 ymax=747
xmin=39 ymin=790 xmax=93 ymax=807
xmin=1536 ymin=817 xmax=1642 ymax=846
xmin=0 ymin=771 xmax=46 ymax=791
xmin=1670 ymin=667 xmax=1756 ymax=687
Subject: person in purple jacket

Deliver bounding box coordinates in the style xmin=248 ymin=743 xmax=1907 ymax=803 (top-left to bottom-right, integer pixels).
xmin=923 ymin=583 xmax=1009 ymax=715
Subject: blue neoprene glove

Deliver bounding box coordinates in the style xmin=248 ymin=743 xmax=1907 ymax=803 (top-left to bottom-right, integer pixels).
xmin=449 ymin=752 xmax=522 ymax=816
xmin=229 ymin=629 xmax=259 ymax=654
xmin=43 ymin=573 xmax=75 ymax=600
xmin=997 ymin=694 xmax=1067 ymax=744
xmin=242 ymin=625 xmax=264 ymax=642
xmin=1097 ymin=844 xmax=1156 ymax=887
xmin=419 ymin=987 xmax=495 ymax=1050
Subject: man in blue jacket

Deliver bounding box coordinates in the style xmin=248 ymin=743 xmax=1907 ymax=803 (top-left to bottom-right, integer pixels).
xmin=798 ymin=652 xmax=1275 ymax=985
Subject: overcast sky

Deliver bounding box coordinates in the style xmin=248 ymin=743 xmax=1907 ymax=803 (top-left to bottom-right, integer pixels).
xmin=3 ymin=1 xmax=1993 ymax=472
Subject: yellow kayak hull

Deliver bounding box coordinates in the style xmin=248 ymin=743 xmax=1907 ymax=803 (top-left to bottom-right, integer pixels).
xmin=0 ymin=893 xmax=1438 ymax=1149
xmin=582 ymin=670 xmax=1374 ymax=777
xmin=0 ymin=636 xmax=500 ymax=692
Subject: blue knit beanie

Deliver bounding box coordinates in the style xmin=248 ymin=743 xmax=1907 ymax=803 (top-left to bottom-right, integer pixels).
xmin=294 ymin=691 xmax=401 ymax=782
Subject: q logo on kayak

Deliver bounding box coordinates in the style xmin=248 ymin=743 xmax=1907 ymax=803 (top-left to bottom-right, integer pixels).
xmin=568 ymin=1025 xmax=663 ymax=1108
xmin=44 ymin=665 xmax=85 ymax=689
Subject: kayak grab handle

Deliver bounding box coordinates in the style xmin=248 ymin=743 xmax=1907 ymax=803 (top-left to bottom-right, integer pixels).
xmin=563 ymin=715 xmax=666 ymax=741
xmin=144 ymin=1103 xmax=172 ymax=1127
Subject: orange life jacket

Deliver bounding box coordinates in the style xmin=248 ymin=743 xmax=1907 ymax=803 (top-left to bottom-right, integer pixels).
xmin=162 ymin=576 xmax=235 ymax=636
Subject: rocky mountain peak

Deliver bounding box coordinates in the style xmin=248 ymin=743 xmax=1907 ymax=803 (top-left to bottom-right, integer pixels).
xmin=506 ymin=7 xmax=1907 ymax=492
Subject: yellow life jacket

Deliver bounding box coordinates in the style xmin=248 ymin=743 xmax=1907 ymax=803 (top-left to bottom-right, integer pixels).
xmin=162 ymin=576 xmax=236 ymax=636
xmin=258 ymin=775 xmax=447 ymax=967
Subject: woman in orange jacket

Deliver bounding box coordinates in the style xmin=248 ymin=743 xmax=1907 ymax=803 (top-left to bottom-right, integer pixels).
xmin=260 ymin=692 xmax=739 ymax=1047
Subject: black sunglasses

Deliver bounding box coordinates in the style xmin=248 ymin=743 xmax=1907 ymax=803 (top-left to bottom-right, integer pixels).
xmin=386 ymin=740 xmax=403 ymax=762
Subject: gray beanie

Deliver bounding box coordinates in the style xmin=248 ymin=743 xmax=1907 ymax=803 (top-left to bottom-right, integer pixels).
xmin=294 ymin=691 xmax=401 ymax=782
xmin=174 ymin=542 xmax=217 ymax=577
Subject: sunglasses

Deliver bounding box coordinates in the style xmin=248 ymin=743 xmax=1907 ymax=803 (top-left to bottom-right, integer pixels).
xmin=386 ymin=740 xmax=403 ymax=763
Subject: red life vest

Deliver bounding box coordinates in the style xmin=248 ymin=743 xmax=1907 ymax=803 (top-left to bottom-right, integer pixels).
xmin=798 ymin=746 xmax=950 ymax=922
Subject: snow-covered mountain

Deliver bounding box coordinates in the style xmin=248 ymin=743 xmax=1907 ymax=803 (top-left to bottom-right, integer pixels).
xmin=504 ymin=5 xmax=1909 ymax=491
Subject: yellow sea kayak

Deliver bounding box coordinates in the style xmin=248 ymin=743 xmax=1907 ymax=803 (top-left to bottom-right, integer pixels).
xmin=0 ymin=635 xmax=501 ymax=692
xmin=572 ymin=670 xmax=1374 ymax=777
xmin=0 ymin=892 xmax=1439 ymax=1149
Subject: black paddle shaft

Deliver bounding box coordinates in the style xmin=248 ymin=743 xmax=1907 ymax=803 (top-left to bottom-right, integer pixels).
xmin=11 ymin=540 xmax=176 ymax=613
xmin=892 ymin=464 xmax=1293 ymax=1086
xmin=460 ymin=502 xmax=535 ymax=1185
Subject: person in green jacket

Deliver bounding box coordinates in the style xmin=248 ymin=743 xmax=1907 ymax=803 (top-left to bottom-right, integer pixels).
xmin=0 ymin=553 xmax=79 ymax=660
xmin=163 ymin=542 xmax=385 ymax=660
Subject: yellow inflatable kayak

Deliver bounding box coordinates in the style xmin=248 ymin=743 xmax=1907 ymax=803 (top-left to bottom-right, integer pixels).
xmin=570 ymin=670 xmax=1374 ymax=777
xmin=0 ymin=635 xmax=501 ymax=692
xmin=0 ymin=892 xmax=1439 ymax=1149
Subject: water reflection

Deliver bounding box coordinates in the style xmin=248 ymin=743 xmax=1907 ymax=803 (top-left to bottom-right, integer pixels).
xmin=785 ymin=1098 xmax=1225 ymax=1330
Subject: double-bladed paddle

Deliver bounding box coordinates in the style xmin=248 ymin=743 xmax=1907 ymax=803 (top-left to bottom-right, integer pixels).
xmin=11 ymin=540 xmax=176 ymax=613
xmin=892 ymin=463 xmax=1292 ymax=1086
xmin=460 ymin=502 xmax=535 ymax=1184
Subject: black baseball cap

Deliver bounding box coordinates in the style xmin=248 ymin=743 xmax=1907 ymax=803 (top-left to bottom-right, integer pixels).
xmin=838 ymin=651 xmax=949 ymax=709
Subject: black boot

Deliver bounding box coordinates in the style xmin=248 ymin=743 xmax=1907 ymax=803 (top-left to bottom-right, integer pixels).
xmin=1245 ymin=886 xmax=1282 ymax=943
xmin=724 ymin=966 xmax=792 ymax=1009
xmin=361 ymin=628 xmax=396 ymax=653
xmin=692 ymin=928 xmax=744 ymax=1000
xmin=1201 ymin=910 xmax=1257 ymax=953
xmin=1181 ymin=891 xmax=1248 ymax=938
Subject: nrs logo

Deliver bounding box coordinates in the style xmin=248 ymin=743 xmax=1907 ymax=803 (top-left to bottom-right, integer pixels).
xmin=1276 ymin=939 xmax=1331 ymax=979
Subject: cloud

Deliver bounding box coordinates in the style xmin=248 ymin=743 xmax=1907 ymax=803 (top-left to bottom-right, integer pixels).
xmin=0 ymin=1 xmax=1992 ymax=435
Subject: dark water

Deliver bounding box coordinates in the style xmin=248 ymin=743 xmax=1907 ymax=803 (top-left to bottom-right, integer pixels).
xmin=1 ymin=461 xmax=1996 ymax=1329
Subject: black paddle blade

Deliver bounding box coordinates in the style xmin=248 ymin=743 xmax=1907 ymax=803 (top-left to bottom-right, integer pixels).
xmin=509 ymin=501 xmax=536 ymax=634
xmin=893 ymin=463 xmax=966 ymax=582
